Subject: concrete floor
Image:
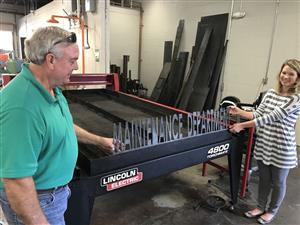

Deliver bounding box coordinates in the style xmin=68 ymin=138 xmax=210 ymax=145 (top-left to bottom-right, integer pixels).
xmin=90 ymin=152 xmax=300 ymax=225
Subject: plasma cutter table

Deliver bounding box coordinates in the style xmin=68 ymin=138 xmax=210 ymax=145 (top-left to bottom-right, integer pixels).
xmin=63 ymin=89 xmax=244 ymax=225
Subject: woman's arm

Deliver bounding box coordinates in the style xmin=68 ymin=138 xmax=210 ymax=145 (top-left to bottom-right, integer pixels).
xmin=228 ymin=106 xmax=254 ymax=120
xmin=229 ymin=120 xmax=256 ymax=133
xmin=254 ymin=95 xmax=300 ymax=127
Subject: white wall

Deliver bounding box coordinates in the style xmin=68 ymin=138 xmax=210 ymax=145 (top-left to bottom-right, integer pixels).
xmin=139 ymin=0 xmax=299 ymax=145
xmin=223 ymin=1 xmax=299 ymax=103
xmin=17 ymin=0 xmax=110 ymax=73
xmin=110 ymin=6 xmax=140 ymax=79
xmin=85 ymin=0 xmax=110 ymax=73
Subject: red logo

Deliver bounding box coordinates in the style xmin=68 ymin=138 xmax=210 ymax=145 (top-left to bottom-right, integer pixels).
xmin=101 ymin=168 xmax=143 ymax=191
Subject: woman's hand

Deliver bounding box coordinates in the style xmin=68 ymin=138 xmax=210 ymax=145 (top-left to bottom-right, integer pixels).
xmin=229 ymin=123 xmax=244 ymax=133
xmin=228 ymin=106 xmax=241 ymax=116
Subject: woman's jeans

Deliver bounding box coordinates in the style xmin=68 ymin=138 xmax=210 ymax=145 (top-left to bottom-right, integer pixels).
xmin=0 ymin=185 xmax=71 ymax=225
xmin=257 ymin=160 xmax=290 ymax=215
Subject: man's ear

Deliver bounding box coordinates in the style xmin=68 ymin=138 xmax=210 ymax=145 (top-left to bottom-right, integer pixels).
xmin=45 ymin=53 xmax=55 ymax=69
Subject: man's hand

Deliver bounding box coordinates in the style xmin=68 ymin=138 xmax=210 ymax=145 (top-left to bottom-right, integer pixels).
xmin=96 ymin=137 xmax=115 ymax=154
xmin=74 ymin=124 xmax=118 ymax=155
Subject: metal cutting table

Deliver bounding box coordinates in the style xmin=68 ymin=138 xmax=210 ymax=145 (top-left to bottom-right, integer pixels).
xmin=61 ymin=74 xmax=244 ymax=225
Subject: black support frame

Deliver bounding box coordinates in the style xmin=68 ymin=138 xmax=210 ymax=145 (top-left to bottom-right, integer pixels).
xmin=65 ymin=130 xmax=243 ymax=225
xmin=64 ymin=89 xmax=244 ymax=225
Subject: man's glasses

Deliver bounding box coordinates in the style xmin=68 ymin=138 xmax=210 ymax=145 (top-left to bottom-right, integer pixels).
xmin=45 ymin=32 xmax=77 ymax=60
xmin=52 ymin=32 xmax=77 ymax=46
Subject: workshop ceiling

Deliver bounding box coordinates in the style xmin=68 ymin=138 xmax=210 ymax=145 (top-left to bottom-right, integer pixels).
xmin=0 ymin=0 xmax=53 ymax=15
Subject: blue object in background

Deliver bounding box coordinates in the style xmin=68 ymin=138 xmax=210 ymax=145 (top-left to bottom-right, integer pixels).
xmin=6 ymin=59 xmax=23 ymax=74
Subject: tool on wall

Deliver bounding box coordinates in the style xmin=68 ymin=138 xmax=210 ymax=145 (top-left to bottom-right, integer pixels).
xmin=62 ymin=9 xmax=74 ymax=29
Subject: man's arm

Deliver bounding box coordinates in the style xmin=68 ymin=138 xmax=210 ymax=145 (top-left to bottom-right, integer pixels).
xmin=74 ymin=124 xmax=115 ymax=154
xmin=3 ymin=177 xmax=49 ymax=225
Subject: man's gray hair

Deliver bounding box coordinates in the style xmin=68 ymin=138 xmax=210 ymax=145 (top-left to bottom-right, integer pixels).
xmin=24 ymin=26 xmax=73 ymax=65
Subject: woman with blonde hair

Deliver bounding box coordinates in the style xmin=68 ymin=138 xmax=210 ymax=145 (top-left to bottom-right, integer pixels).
xmin=228 ymin=59 xmax=300 ymax=224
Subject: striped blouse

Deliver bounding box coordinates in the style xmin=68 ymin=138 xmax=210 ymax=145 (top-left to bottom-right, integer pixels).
xmin=253 ymin=89 xmax=300 ymax=169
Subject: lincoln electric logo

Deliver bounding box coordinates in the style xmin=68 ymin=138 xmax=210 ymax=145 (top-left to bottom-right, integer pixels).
xmin=100 ymin=168 xmax=143 ymax=191
xmin=207 ymin=143 xmax=230 ymax=159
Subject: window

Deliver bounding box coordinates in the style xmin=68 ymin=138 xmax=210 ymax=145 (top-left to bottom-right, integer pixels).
xmin=0 ymin=31 xmax=13 ymax=52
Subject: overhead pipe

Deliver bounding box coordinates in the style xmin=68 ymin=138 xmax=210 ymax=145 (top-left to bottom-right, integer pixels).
xmin=254 ymin=0 xmax=280 ymax=97
xmin=263 ymin=0 xmax=280 ymax=86
xmin=217 ymin=0 xmax=247 ymax=105
xmin=137 ymin=4 xmax=144 ymax=81
xmin=47 ymin=15 xmax=85 ymax=75
xmin=217 ymin=0 xmax=235 ymax=105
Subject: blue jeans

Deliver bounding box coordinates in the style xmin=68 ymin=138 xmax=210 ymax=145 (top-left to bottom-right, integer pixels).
xmin=257 ymin=160 xmax=290 ymax=215
xmin=0 ymin=185 xmax=71 ymax=225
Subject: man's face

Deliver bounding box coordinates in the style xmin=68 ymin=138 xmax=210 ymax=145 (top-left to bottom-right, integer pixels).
xmin=51 ymin=44 xmax=79 ymax=86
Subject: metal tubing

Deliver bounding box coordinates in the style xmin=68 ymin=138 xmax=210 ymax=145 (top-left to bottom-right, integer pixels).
xmin=240 ymin=127 xmax=255 ymax=198
xmin=138 ymin=6 xmax=144 ymax=81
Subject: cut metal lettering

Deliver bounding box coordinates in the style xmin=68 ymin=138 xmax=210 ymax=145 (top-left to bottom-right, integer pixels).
xmin=113 ymin=109 xmax=230 ymax=152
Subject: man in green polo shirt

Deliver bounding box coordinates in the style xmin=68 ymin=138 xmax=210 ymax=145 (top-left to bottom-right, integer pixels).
xmin=0 ymin=26 xmax=115 ymax=225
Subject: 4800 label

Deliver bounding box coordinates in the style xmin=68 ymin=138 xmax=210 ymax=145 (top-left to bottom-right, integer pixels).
xmin=207 ymin=143 xmax=230 ymax=158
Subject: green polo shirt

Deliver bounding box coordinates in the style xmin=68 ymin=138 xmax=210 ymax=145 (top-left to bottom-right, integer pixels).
xmin=0 ymin=64 xmax=78 ymax=189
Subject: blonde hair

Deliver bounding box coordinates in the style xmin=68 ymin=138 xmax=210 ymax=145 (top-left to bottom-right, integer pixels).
xmin=276 ymin=59 xmax=300 ymax=94
xmin=24 ymin=26 xmax=73 ymax=65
